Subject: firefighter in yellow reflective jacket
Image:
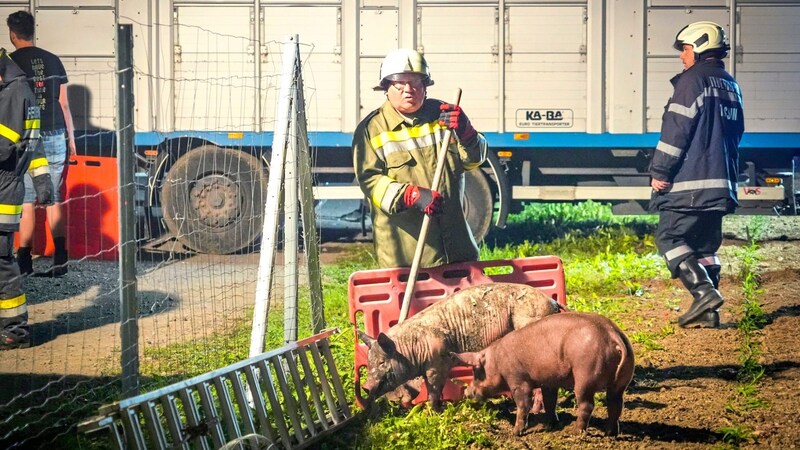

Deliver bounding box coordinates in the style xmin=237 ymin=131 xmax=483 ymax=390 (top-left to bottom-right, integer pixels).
xmin=0 ymin=49 xmax=52 ymax=350
xmin=353 ymin=49 xmax=488 ymax=268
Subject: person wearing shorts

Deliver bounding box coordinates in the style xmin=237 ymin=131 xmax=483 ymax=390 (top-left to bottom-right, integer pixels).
xmin=8 ymin=10 xmax=76 ymax=277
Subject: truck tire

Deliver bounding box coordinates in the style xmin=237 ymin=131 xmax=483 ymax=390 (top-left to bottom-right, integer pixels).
xmin=161 ymin=145 xmax=268 ymax=254
xmin=463 ymin=169 xmax=493 ymax=243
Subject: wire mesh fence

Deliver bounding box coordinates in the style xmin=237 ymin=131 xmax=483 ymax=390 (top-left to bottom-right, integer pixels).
xmin=0 ymin=7 xmax=326 ymax=448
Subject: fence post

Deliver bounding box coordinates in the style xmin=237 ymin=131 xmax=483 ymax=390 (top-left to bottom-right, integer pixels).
xmin=117 ymin=23 xmax=139 ymax=397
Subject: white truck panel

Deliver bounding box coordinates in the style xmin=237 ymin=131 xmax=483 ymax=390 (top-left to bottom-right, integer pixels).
xmin=174 ymin=6 xmax=256 ymax=131
xmin=737 ymin=5 xmax=800 ymax=132
xmin=419 ymin=6 xmax=497 ymax=129
xmin=359 ymin=8 xmax=398 ymax=57
xmin=0 ymin=0 xmax=797 ymax=139
xmin=359 ymin=57 xmax=384 ymax=118
xmin=263 ymin=6 xmax=342 ymax=130
xmin=39 ymin=0 xmax=114 ymax=6
xmin=646 ymin=8 xmax=730 ymax=57
xmin=645 ymin=58 xmax=677 ymax=132
xmin=506 ymin=5 xmax=586 ymax=132
xmin=62 ymin=58 xmax=117 ymax=131
xmin=644 ymin=7 xmax=731 ymax=132
xmin=606 ymin=0 xmax=645 ymax=133
xmin=34 ymin=8 xmax=116 ymax=57
xmin=0 ymin=6 xmax=21 ymax=51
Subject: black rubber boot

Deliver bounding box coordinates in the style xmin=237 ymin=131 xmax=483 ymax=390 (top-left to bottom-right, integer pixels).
xmin=53 ymin=236 xmax=68 ymax=276
xmin=34 ymin=237 xmax=68 ymax=278
xmin=690 ymin=264 xmax=722 ymax=328
xmin=705 ymin=264 xmax=721 ymax=289
xmin=677 ymin=258 xmax=724 ymax=328
xmin=0 ymin=324 xmax=31 ymax=350
xmin=16 ymin=247 xmax=32 ymax=275
xmin=684 ymin=310 xmax=720 ymax=328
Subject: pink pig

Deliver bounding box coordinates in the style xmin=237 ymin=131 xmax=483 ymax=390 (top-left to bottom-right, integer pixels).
xmin=453 ymin=312 xmax=634 ymax=436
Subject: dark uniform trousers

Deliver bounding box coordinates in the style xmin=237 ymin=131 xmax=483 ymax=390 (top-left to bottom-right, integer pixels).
xmin=0 ymin=232 xmax=27 ymax=329
xmin=655 ymin=210 xmax=725 ymax=278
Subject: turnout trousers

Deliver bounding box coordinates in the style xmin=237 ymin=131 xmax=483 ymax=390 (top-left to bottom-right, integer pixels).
xmin=0 ymin=232 xmax=27 ymax=329
xmin=655 ymin=210 xmax=725 ymax=278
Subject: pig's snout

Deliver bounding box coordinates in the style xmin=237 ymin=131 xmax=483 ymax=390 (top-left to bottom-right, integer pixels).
xmin=463 ymin=384 xmax=483 ymax=401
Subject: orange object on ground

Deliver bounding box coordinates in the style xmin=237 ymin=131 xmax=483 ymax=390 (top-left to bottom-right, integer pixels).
xmin=15 ymin=155 xmax=119 ymax=261
xmin=349 ymin=255 xmax=567 ymax=408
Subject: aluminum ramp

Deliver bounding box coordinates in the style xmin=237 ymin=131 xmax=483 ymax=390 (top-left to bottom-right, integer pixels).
xmin=79 ymin=328 xmax=353 ymax=449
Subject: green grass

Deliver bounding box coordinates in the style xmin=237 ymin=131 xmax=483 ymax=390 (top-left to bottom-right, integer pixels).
xmin=77 ymin=201 xmax=769 ymax=449
xmin=716 ymin=217 xmax=770 ymax=447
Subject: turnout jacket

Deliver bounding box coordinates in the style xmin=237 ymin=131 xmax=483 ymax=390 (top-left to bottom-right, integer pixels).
xmin=650 ymin=58 xmax=744 ymax=213
xmin=0 ymin=52 xmax=51 ymax=233
xmin=353 ymin=99 xmax=488 ymax=268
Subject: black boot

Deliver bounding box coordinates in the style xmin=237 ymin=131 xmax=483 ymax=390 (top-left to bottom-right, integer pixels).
xmin=34 ymin=237 xmax=68 ymax=278
xmin=53 ymin=236 xmax=68 ymax=276
xmin=677 ymin=258 xmax=724 ymax=328
xmin=705 ymin=264 xmax=721 ymax=289
xmin=690 ymin=264 xmax=721 ymax=328
xmin=16 ymin=247 xmax=32 ymax=275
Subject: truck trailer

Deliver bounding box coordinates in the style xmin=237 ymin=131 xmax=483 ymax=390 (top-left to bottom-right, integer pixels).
xmin=3 ymin=0 xmax=798 ymax=254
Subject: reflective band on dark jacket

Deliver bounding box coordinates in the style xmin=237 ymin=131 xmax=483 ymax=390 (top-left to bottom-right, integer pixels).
xmin=0 ymin=68 xmax=48 ymax=232
xmin=650 ymin=58 xmax=744 ymax=213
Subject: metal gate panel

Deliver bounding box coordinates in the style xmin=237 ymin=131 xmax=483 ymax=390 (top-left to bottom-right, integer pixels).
xmin=174 ymin=6 xmax=256 ymax=131
xmin=419 ymin=6 xmax=497 ymax=131
xmin=737 ymin=4 xmax=800 ymax=132
xmin=79 ymin=329 xmax=353 ymax=449
xmin=505 ymin=5 xmax=587 ymax=132
xmin=262 ymin=6 xmax=342 ymax=131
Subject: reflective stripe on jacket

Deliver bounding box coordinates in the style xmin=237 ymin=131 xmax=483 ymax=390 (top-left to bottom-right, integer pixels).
xmin=353 ymin=99 xmax=488 ymax=268
xmin=0 ymin=65 xmax=49 ymax=232
xmin=650 ymin=58 xmax=744 ymax=213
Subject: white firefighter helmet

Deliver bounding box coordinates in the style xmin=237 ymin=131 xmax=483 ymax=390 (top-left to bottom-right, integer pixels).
xmin=673 ymin=21 xmax=730 ymax=56
xmin=374 ymin=48 xmax=434 ymax=91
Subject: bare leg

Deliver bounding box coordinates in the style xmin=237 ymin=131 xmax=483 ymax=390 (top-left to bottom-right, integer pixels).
xmin=18 ymin=204 xmax=35 ymax=248
xmin=46 ymin=203 xmax=65 ymax=239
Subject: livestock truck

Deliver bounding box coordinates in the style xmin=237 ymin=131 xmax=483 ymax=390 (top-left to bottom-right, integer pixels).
xmin=3 ymin=0 xmax=798 ymax=254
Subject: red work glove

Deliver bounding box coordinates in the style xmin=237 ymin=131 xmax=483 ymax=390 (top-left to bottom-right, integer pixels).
xmin=402 ymin=185 xmax=443 ymax=215
xmin=439 ymin=103 xmax=478 ymax=145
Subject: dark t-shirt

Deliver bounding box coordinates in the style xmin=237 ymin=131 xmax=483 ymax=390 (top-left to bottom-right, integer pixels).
xmin=10 ymin=46 xmax=68 ymax=132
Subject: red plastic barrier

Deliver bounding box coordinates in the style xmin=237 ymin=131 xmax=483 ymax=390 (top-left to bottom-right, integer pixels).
xmin=16 ymin=155 xmax=119 ymax=261
xmin=349 ymin=255 xmax=567 ymax=408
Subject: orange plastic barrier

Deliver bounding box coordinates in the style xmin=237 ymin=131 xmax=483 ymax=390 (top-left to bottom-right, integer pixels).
xmin=349 ymin=255 xmax=567 ymax=408
xmin=17 ymin=155 xmax=119 ymax=261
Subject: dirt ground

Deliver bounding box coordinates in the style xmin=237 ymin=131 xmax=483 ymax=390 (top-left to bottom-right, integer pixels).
xmin=463 ymin=239 xmax=800 ymax=449
xmin=2 ymin=220 xmax=798 ymax=449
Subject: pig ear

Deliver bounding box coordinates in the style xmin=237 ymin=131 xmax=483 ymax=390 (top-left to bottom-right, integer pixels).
xmin=451 ymin=352 xmax=480 ymax=368
xmin=358 ymin=330 xmax=376 ymax=348
xmin=376 ymin=333 xmax=398 ymax=355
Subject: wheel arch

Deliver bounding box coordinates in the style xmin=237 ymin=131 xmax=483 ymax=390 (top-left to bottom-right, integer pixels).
xmin=147 ymin=138 xmax=271 ymax=207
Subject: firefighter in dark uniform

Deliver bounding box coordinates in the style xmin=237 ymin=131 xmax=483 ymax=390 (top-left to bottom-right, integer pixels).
xmin=0 ymin=49 xmax=52 ymax=349
xmin=650 ymin=21 xmax=744 ymax=328
xmin=353 ymin=48 xmax=488 ymax=269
